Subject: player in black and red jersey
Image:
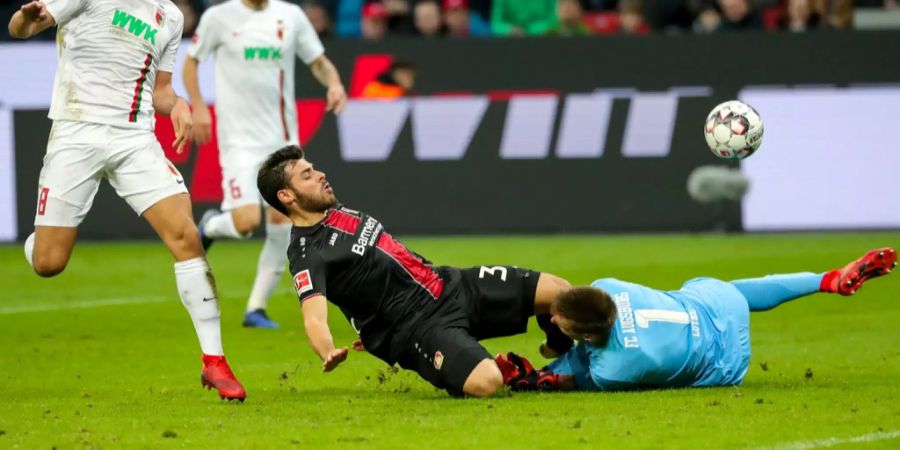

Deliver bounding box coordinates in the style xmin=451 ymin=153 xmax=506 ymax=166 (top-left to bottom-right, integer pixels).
xmin=257 ymin=145 xmax=575 ymax=397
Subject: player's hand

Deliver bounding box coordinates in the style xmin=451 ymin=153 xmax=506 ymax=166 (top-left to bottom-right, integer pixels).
xmin=325 ymin=84 xmax=347 ymax=115
xmin=322 ymin=347 xmax=348 ymax=372
xmin=539 ymin=341 xmax=562 ymax=359
xmin=170 ymin=98 xmax=193 ymax=154
xmin=352 ymin=338 xmax=366 ymax=352
xmin=191 ymin=103 xmax=213 ymax=145
xmin=20 ymin=1 xmax=49 ymax=23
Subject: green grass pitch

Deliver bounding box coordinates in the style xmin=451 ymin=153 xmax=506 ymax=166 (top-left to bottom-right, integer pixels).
xmin=1 ymin=233 xmax=899 ymax=449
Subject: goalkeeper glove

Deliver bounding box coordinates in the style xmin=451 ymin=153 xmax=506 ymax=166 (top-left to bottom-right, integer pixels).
xmin=494 ymin=352 xmax=562 ymax=391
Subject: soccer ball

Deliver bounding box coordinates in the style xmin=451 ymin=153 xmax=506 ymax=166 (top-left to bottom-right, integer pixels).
xmin=704 ymin=100 xmax=764 ymax=160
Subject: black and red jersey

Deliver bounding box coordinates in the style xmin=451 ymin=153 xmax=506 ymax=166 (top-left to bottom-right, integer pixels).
xmin=288 ymin=206 xmax=447 ymax=362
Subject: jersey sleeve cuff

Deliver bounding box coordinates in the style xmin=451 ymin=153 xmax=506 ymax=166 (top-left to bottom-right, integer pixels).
xmin=42 ymin=1 xmax=67 ymax=25
xmin=300 ymin=48 xmax=325 ymax=66
xmin=299 ymin=292 xmax=325 ymax=303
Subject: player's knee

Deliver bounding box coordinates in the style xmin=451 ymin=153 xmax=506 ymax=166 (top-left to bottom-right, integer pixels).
xmin=536 ymin=273 xmax=574 ymax=304
xmin=546 ymin=273 xmax=573 ymax=291
xmin=233 ymin=217 xmax=259 ymax=235
xmin=462 ymin=360 xmax=504 ymax=398
xmin=32 ymin=251 xmax=68 ymax=278
xmin=232 ymin=208 xmax=262 ymax=235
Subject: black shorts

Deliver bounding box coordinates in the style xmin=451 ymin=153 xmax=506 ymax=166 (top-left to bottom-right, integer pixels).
xmin=394 ymin=265 xmax=540 ymax=396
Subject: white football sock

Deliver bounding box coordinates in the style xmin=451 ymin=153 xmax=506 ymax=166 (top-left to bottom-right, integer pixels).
xmin=174 ymin=257 xmax=224 ymax=356
xmin=203 ymin=211 xmax=245 ymax=239
xmin=24 ymin=232 xmax=35 ymax=268
xmin=246 ymin=222 xmax=291 ymax=312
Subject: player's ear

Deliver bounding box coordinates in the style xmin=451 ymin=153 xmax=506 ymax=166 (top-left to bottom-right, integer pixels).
xmin=276 ymin=188 xmax=294 ymax=208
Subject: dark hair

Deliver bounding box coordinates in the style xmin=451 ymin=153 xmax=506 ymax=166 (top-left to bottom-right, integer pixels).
xmin=257 ymin=145 xmax=305 ymax=216
xmin=389 ymin=59 xmax=416 ymax=73
xmin=555 ymin=286 xmax=617 ymax=347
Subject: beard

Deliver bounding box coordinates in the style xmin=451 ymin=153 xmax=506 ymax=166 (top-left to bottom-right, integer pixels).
xmin=294 ymin=186 xmax=338 ymax=213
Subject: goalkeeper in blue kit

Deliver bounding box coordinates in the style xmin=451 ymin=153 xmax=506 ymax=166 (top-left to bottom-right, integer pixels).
xmin=496 ymin=248 xmax=896 ymax=392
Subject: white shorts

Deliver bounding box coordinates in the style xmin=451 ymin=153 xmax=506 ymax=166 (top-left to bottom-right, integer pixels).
xmin=219 ymin=147 xmax=273 ymax=211
xmin=34 ymin=121 xmax=188 ymax=227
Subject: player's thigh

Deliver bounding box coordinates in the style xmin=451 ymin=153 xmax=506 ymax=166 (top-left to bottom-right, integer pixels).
xmin=396 ymin=326 xmax=491 ymax=397
xmin=33 ymin=121 xmax=106 ymax=230
xmin=219 ymin=149 xmax=266 ymax=212
xmin=461 ymin=265 xmax=541 ymax=340
xmin=680 ymin=278 xmax=752 ymax=384
xmin=105 ymin=130 xmax=188 ymax=218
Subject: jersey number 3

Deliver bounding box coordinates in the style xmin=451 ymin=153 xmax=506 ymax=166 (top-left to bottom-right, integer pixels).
xmin=479 ymin=266 xmax=508 ymax=282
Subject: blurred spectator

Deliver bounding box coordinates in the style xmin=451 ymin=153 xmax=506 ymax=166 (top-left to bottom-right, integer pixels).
xmin=718 ymin=0 xmax=764 ymax=29
xmin=301 ymin=1 xmax=334 ymax=38
xmin=384 ymin=0 xmax=417 ymax=36
xmin=545 ymin=0 xmax=592 ymax=35
xmin=694 ymin=7 xmax=723 ymax=31
xmin=619 ymin=0 xmax=652 ymax=33
xmin=415 ymin=0 xmax=447 ymax=37
xmin=546 ymin=0 xmax=591 ymax=36
xmin=443 ymin=0 xmax=493 ymax=37
xmin=174 ymin=0 xmax=200 ymax=38
xmin=491 ymin=0 xmax=558 ymax=36
xmin=467 ymin=0 xmax=494 ymax=19
xmin=695 ymin=0 xmax=763 ymax=31
xmin=583 ymin=0 xmax=619 ymax=10
xmin=788 ymin=0 xmax=815 ymax=30
xmin=826 ymin=0 xmax=854 ymax=28
xmin=646 ymin=0 xmax=696 ymax=30
xmin=788 ymin=0 xmax=854 ymax=30
xmin=336 ymin=0 xmax=365 ymax=37
xmin=854 ymin=0 xmax=893 ymax=6
xmin=361 ymin=2 xmax=389 ymax=40
xmin=361 ymin=60 xmax=417 ymax=98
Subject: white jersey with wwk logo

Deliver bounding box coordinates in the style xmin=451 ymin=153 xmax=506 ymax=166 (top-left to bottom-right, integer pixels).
xmin=45 ymin=0 xmax=184 ymax=130
xmin=187 ymin=0 xmax=324 ymax=154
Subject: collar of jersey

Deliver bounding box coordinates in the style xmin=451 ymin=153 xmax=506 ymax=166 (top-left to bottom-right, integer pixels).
xmin=291 ymin=209 xmax=333 ymax=235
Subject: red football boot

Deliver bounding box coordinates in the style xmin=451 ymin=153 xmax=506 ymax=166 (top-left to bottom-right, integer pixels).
xmin=820 ymin=248 xmax=897 ymax=296
xmin=200 ymin=354 xmax=246 ymax=402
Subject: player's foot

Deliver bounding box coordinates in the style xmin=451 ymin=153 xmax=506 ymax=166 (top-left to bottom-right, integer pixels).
xmin=198 ymin=209 xmax=219 ymax=252
xmin=820 ymin=247 xmax=896 ymax=296
xmin=242 ymin=309 xmax=280 ymax=329
xmin=200 ymin=354 xmax=246 ymax=402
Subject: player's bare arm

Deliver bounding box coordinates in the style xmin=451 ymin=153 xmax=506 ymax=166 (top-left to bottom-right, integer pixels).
xmin=8 ymin=1 xmax=55 ymax=39
xmin=181 ymin=56 xmax=213 ymax=145
xmin=308 ymin=55 xmax=347 ymax=114
xmin=301 ymin=295 xmax=349 ymax=372
xmin=153 ymin=71 xmax=192 ymax=154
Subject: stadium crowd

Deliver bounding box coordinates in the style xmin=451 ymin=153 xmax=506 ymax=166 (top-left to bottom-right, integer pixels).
xmin=1 ymin=0 xmax=895 ymax=42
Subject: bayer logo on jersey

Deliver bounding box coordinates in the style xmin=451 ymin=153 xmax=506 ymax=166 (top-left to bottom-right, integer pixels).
xmin=704 ymin=100 xmax=764 ymax=160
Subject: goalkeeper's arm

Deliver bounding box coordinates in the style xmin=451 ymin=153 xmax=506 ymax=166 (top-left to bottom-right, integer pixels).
xmin=536 ymin=314 xmax=574 ymax=358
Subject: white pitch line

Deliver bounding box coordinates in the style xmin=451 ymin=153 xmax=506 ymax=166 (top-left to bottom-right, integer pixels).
xmin=754 ymin=430 xmax=900 ymax=450
xmin=0 ymin=295 xmax=171 ymax=314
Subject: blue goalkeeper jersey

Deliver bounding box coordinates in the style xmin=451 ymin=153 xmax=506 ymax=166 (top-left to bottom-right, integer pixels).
xmin=548 ymin=277 xmax=751 ymax=391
